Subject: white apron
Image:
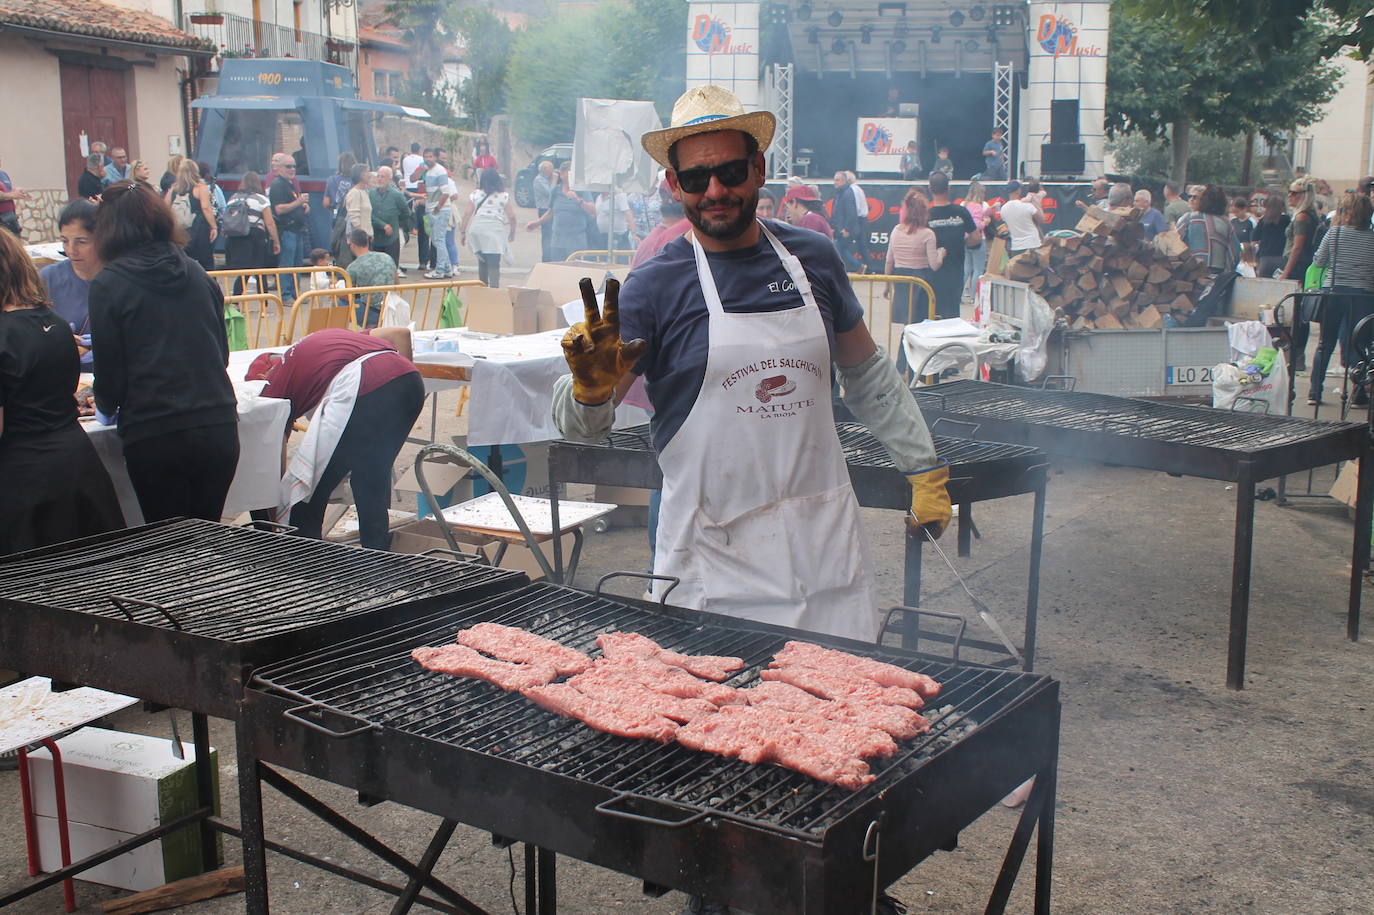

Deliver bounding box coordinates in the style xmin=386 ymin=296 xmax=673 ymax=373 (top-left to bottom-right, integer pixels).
xmin=277 ymin=350 xmax=385 ymax=517
xmin=651 ymin=222 xmax=878 ymax=641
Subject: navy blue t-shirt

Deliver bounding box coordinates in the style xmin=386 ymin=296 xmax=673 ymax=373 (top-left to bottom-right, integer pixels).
xmin=618 ymin=221 xmax=864 ymax=453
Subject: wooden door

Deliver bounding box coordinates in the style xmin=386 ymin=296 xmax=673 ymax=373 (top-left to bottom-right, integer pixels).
xmin=60 ymin=62 xmax=129 ymax=197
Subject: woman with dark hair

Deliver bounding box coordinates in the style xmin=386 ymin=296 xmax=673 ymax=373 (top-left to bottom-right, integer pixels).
xmin=0 ymin=227 xmax=123 ymax=553
xmin=884 ymin=188 xmax=942 ymax=324
xmin=323 ymin=151 xmax=357 ymax=216
xmin=1255 ymin=195 xmax=1290 ymax=278
xmin=1176 ymin=184 xmax=1239 ymax=272
xmin=89 ymin=181 xmax=239 ymax=522
xmin=461 ymin=167 xmax=516 ymax=287
xmin=198 ymin=160 xmax=226 ymax=216
xmin=1308 ymin=192 xmax=1374 ymax=405
xmin=224 ymin=170 xmax=280 ymax=294
xmin=39 ymin=199 xmax=99 ymax=366
xmin=165 ymin=159 xmax=217 ymax=269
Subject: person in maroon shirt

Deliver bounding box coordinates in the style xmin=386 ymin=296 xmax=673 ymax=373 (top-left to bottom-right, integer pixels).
xmin=249 ymin=327 xmax=423 ymax=549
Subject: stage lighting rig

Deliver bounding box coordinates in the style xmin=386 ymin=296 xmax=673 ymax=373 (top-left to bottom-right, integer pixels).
xmin=827 ymin=9 xmax=843 ymax=26
xmin=949 ymin=10 xmax=964 ymax=26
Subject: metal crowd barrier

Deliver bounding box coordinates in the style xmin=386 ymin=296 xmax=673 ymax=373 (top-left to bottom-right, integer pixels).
xmin=283 ymin=279 xmax=487 ymax=342
xmin=223 ymin=292 xmax=288 ymax=349
xmin=208 ymin=265 xmax=352 ymax=301
xmin=848 ymin=273 xmax=938 ymax=377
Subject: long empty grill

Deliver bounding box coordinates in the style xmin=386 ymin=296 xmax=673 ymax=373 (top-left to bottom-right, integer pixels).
xmin=912 ymin=379 xmax=1365 ymax=479
xmin=0 ymin=519 xmax=526 ymax=716
xmin=244 ymin=583 xmax=1059 ymax=913
xmin=911 ymin=379 xmax=1373 ymax=689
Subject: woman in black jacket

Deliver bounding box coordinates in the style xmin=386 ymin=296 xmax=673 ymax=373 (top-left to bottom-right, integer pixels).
xmin=89 ymin=181 xmax=240 ymax=522
xmin=0 ymin=227 xmax=123 ymax=553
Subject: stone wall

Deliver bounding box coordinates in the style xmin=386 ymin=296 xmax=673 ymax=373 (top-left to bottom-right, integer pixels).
xmin=15 ymin=189 xmax=69 ymax=243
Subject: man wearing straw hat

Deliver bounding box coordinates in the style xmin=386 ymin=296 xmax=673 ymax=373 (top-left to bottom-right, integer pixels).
xmin=553 ymin=85 xmax=950 ymax=636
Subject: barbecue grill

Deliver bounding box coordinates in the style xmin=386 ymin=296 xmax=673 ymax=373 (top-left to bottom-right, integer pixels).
xmin=0 ymin=518 xmax=527 ymax=909
xmin=548 ymin=422 xmax=1050 ymax=666
xmin=912 ymin=379 xmax=1374 ymax=688
xmin=0 ymin=518 xmax=527 ymax=718
xmin=239 ymin=580 xmax=1060 ymax=914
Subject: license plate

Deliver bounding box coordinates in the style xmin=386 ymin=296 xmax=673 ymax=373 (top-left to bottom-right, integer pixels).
xmin=1166 ymin=365 xmax=1215 ymax=386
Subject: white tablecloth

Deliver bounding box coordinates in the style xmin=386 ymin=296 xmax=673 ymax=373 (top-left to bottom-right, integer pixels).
xmin=82 ymin=380 xmax=291 ymax=524
xmin=902 ymin=320 xmax=1020 ymax=377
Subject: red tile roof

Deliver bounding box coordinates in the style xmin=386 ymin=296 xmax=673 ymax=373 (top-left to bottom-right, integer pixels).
xmin=0 ymin=0 xmax=207 ymax=51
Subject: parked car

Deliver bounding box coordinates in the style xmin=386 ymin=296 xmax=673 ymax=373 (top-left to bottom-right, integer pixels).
xmin=513 ymin=143 xmax=573 ymax=208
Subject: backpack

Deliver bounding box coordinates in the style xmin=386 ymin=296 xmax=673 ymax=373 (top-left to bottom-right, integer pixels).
xmin=222 ymin=195 xmax=252 ymax=237
xmin=170 ymin=192 xmax=196 ymax=231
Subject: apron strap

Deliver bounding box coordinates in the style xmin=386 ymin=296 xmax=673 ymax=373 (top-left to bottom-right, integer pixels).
xmin=690 ymin=221 xmax=818 ymax=317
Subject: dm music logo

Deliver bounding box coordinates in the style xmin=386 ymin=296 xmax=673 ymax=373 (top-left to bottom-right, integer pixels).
xmin=1035 ymin=15 xmax=1102 ymax=58
xmin=860 ymin=123 xmax=895 ymax=155
xmin=691 ymin=15 xmax=754 ymax=55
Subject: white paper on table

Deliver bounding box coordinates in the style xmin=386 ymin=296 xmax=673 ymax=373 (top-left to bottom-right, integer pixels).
xmin=907 ymin=317 xmax=983 ymax=338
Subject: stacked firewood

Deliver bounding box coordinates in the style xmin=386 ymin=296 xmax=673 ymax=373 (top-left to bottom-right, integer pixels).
xmin=1004 ymin=207 xmax=1209 ymax=330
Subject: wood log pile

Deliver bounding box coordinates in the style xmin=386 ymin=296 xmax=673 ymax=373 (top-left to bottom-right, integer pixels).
xmin=1004 ymin=206 xmax=1209 ymax=330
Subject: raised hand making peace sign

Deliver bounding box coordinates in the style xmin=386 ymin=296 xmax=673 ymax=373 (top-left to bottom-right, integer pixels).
xmin=560 ymin=277 xmax=647 ymax=405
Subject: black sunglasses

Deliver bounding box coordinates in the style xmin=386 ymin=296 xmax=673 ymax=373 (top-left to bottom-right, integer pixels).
xmin=675 ymin=158 xmax=752 ymax=194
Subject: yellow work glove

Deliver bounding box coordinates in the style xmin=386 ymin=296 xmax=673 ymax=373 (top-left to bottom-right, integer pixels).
xmin=906 ymin=461 xmax=952 ymax=539
xmin=561 ymin=277 xmax=646 ymax=404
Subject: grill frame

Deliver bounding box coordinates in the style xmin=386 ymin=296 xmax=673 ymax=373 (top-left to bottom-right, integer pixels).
xmin=240 ymin=582 xmax=1061 ymax=914
xmin=911 ymin=380 xmax=1374 ymax=689
xmin=0 ymin=519 xmax=528 ymax=718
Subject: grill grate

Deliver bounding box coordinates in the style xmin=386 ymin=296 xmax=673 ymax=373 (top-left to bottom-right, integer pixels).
xmin=253 ymin=583 xmax=1047 ymax=840
xmin=913 ymin=379 xmax=1358 ymax=451
xmin=0 ymin=519 xmax=523 ymax=640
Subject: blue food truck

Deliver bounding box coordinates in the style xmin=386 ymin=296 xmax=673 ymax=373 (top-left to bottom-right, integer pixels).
xmin=191 ymin=58 xmax=416 ymax=245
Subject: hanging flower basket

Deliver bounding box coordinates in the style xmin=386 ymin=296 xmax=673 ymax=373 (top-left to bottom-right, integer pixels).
xmin=190 ymin=13 xmax=224 ymax=25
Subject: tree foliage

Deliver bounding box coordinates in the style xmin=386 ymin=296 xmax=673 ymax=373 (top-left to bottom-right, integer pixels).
xmin=1108 ymin=133 xmax=1266 ymax=186
xmin=1125 ymin=0 xmax=1374 ymax=60
xmin=1106 ymin=1 xmax=1342 ymax=180
xmin=453 ymin=6 xmax=515 ymax=131
xmin=506 ymin=0 xmax=687 ymax=146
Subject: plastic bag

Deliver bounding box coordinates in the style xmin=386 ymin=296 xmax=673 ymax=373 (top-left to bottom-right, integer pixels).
xmin=381 ymin=291 xmax=411 ymax=328
xmin=224 ymin=305 xmax=248 ymax=351
xmin=1213 ymin=347 xmax=1288 ymax=413
xmin=440 ymin=287 xmax=464 ymax=328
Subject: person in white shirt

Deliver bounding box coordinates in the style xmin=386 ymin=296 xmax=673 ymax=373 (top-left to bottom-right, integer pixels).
xmin=423 ymin=153 xmax=456 ymax=278
xmin=401 ymin=144 xmax=424 ymax=192
xmin=1000 ymin=181 xmax=1042 ymax=254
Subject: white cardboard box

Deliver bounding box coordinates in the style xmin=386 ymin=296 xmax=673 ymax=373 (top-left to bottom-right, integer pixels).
xmin=26 ymin=727 xmax=220 ymax=890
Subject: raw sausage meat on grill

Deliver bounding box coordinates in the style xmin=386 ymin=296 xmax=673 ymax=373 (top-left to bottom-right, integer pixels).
xmin=771 ymin=641 xmax=941 ymax=697
xmin=759 ymin=666 xmax=926 ymax=709
xmin=598 ymin=655 xmax=744 ymax=706
xmin=744 ymin=680 xmax=930 ymax=740
xmin=456 ymin=622 xmax=593 ymax=675
xmin=595 ymin=632 xmax=744 ymax=682
xmin=412 ymin=644 xmax=557 ymax=691
xmin=565 ymin=662 xmax=719 ymax=724
xmin=521 ymin=683 xmax=679 ymax=742
xmin=676 ymin=706 xmax=876 ymax=790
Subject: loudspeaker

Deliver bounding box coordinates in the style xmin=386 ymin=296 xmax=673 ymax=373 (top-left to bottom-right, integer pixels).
xmin=1041 ymin=143 xmax=1085 ymax=175
xmin=1050 ymin=99 xmax=1080 ymax=145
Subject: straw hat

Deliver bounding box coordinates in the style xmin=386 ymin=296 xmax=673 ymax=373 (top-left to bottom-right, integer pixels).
xmin=642 ymin=85 xmax=776 ymax=168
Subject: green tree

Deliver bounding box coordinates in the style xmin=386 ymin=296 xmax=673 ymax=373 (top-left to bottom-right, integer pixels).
xmin=1108 ymin=133 xmax=1267 ymax=186
xmin=1125 ymin=0 xmax=1374 ymax=60
xmin=1106 ymin=1 xmax=1341 ymax=182
xmin=453 ymin=6 xmax=515 ymax=131
xmin=506 ymin=0 xmax=687 ymax=146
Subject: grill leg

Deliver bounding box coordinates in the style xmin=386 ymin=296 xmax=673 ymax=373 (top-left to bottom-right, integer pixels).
xmin=1348 ymin=444 xmax=1372 ymax=641
xmin=1227 ymin=462 xmax=1257 ymax=690
xmin=1024 ymin=481 xmax=1047 ymax=672
xmin=524 ymin=845 xmax=557 ymax=914
xmin=957 ymin=503 xmax=973 ymax=558
xmin=1033 ymin=763 xmax=1057 ymax=915
xmin=192 ymin=713 xmax=218 ymax=872
xmin=549 ymin=450 xmax=565 ymax=583
xmin=235 ymin=727 xmax=270 ymax=915
xmin=902 ymin=528 xmax=924 ymax=648
xmin=984 ymin=768 xmax=1052 ymax=915
xmin=388 ymin=818 xmax=458 ymax=915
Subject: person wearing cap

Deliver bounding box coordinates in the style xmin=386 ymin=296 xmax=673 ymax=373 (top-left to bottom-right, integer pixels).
xmin=1000 ymin=180 xmax=1042 ymax=255
xmin=781 ymin=183 xmax=834 ymax=238
xmin=248 ymin=326 xmax=422 ymax=550
xmin=552 ymin=82 xmax=941 ymax=915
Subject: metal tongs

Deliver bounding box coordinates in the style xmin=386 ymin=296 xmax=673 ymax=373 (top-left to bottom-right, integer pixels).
xmin=922 ymin=527 xmax=1024 ymax=666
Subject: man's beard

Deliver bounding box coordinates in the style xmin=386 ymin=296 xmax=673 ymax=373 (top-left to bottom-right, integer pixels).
xmin=685 ymin=191 xmax=759 ymax=241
